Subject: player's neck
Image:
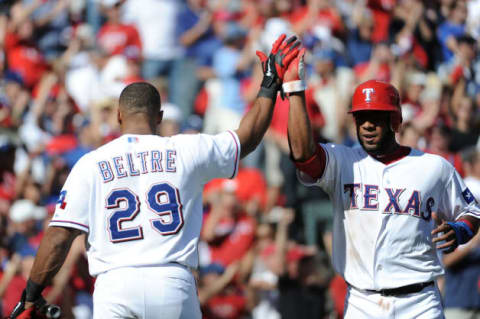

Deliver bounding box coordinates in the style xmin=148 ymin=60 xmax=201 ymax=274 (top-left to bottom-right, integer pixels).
xmin=367 ymin=143 xmax=411 ymax=164
xmin=121 ymin=123 xmax=156 ymax=135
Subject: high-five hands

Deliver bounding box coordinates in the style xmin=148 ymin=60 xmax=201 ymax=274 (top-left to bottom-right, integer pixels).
xmin=283 ymin=47 xmax=307 ymax=95
xmin=256 ymin=34 xmax=302 ymax=99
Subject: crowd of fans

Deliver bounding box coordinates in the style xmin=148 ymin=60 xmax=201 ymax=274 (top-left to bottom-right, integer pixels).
xmin=1 ymin=0 xmax=480 ymax=318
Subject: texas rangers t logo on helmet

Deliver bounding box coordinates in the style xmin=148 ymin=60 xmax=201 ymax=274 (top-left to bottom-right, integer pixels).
xmin=362 ymin=88 xmax=375 ymax=102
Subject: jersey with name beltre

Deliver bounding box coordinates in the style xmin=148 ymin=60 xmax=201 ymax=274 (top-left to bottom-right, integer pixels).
xmin=298 ymin=144 xmax=480 ymax=290
xmin=50 ymin=131 xmax=240 ymax=276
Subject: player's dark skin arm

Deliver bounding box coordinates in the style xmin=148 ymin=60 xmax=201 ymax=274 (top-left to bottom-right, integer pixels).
xmin=432 ymin=214 xmax=480 ymax=252
xmin=287 ymin=91 xmax=317 ymax=162
xmin=23 ymin=226 xmax=81 ymax=309
xmin=236 ymin=96 xmax=277 ymax=159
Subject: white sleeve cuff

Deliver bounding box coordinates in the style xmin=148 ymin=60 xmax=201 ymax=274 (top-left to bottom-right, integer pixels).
xmin=283 ymin=80 xmax=306 ymax=93
xmin=49 ymin=220 xmax=89 ymax=233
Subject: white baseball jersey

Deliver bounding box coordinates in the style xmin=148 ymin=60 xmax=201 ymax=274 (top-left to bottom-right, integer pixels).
xmin=50 ymin=131 xmax=240 ymax=276
xmin=298 ymin=144 xmax=480 ymax=290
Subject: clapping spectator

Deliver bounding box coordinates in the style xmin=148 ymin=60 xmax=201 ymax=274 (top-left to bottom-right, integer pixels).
xmin=5 ymin=1 xmax=48 ymax=90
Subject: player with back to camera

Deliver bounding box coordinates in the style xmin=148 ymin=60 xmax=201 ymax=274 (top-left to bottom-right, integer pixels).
xmin=281 ymin=50 xmax=480 ymax=318
xmin=8 ymin=34 xmax=301 ymax=319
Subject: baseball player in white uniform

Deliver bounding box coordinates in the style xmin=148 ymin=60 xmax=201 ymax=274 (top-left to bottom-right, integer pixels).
xmin=282 ymin=50 xmax=480 ymax=318
xmin=8 ymin=35 xmax=302 ymax=319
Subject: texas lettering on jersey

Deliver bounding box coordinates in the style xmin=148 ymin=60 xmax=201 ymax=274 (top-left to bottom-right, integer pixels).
xmin=343 ymin=183 xmax=435 ymax=221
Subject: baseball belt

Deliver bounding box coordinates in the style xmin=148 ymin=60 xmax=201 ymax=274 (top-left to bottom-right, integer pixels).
xmin=365 ymin=281 xmax=434 ymax=296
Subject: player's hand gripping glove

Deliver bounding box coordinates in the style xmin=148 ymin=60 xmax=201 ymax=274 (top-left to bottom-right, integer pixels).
xmin=282 ymin=48 xmax=307 ymax=96
xmin=8 ymin=281 xmax=61 ymax=319
xmin=9 ymin=290 xmax=46 ymax=319
xmin=256 ymin=34 xmax=301 ymax=99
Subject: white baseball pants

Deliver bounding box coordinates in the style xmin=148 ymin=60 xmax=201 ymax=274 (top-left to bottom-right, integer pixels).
xmin=93 ymin=264 xmax=201 ymax=319
xmin=344 ymin=283 xmax=444 ymax=319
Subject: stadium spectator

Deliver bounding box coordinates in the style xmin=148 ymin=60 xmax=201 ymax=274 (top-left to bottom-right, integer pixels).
xmin=202 ymin=179 xmax=256 ymax=267
xmin=203 ymin=22 xmax=254 ymax=134
xmin=96 ymin=0 xmax=142 ymax=57
xmin=437 ymin=0 xmax=468 ymax=63
xmin=442 ymin=150 xmax=480 ymax=318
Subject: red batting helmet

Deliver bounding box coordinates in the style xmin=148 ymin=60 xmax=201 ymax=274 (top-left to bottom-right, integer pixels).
xmin=349 ymin=80 xmax=402 ymax=132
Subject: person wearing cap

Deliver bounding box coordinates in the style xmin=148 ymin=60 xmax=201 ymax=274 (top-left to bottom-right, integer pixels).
xmin=282 ymin=48 xmax=480 ymax=318
xmin=7 ymin=200 xmax=46 ymax=258
xmin=197 ymin=261 xmax=246 ymax=319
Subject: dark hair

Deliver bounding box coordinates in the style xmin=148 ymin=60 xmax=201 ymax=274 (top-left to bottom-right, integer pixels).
xmin=457 ymin=34 xmax=476 ymax=46
xmin=119 ymin=82 xmax=161 ymax=117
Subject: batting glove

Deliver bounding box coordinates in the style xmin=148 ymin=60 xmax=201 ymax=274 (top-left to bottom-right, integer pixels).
xmin=9 ymin=290 xmax=45 ymax=319
xmin=256 ymin=34 xmax=301 ymax=99
xmin=9 ymin=290 xmax=61 ymax=319
xmin=282 ymin=48 xmax=307 ymax=96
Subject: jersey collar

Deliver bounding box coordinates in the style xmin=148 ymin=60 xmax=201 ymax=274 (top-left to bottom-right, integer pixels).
xmin=367 ymin=146 xmax=412 ymax=165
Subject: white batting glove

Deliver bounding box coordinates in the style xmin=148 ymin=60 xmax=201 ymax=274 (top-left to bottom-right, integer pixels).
xmin=282 ymin=48 xmax=307 ymax=94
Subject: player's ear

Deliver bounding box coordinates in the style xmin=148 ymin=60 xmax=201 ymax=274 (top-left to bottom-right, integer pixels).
xmin=157 ymin=110 xmax=163 ymax=125
xmin=117 ymin=109 xmax=122 ymax=125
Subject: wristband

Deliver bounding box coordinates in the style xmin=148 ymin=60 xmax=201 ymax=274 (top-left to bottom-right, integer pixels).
xmin=25 ymin=279 xmax=45 ymax=302
xmin=446 ymin=220 xmax=474 ymax=246
xmin=293 ymin=145 xmax=326 ymax=179
xmin=283 ymin=80 xmax=306 ymax=93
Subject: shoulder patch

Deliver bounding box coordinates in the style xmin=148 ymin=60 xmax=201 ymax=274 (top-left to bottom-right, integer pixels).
xmin=462 ymin=188 xmax=476 ymax=204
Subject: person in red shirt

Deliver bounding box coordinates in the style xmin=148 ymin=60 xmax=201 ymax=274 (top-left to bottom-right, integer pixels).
xmin=198 ymin=262 xmax=247 ymax=319
xmin=97 ymin=0 xmax=142 ymax=58
xmin=4 ymin=18 xmax=48 ymax=90
xmin=425 ymin=124 xmax=465 ymax=177
xmin=289 ymin=0 xmax=344 ymax=38
xmin=202 ymin=179 xmax=256 ymax=267
xmin=354 ymin=42 xmax=393 ymax=83
xmin=367 ymin=0 xmax=397 ymax=43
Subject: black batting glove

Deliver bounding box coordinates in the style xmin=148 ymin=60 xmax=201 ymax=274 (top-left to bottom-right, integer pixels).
xmin=256 ymin=34 xmax=301 ymax=100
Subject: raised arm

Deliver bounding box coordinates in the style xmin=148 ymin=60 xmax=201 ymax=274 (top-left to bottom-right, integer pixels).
xmin=288 ymin=91 xmax=316 ymax=161
xmin=285 ymin=50 xmax=326 ymax=179
xmin=235 ymin=34 xmax=300 ymax=158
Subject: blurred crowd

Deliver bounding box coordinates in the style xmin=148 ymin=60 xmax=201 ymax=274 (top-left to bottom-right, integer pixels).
xmin=1 ymin=0 xmax=480 ymax=318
